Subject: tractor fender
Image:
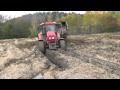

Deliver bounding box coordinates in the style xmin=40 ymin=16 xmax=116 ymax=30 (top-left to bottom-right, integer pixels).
xmin=38 ymin=39 xmax=43 ymax=41
xmin=57 ymin=32 xmax=60 ymax=38
xmin=59 ymin=38 xmax=64 ymax=40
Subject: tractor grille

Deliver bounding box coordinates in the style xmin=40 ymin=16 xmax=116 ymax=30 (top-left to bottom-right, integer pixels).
xmin=50 ymin=39 xmax=54 ymax=43
xmin=48 ymin=36 xmax=55 ymax=43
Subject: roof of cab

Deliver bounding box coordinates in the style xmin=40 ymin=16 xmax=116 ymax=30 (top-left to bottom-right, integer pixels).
xmin=39 ymin=22 xmax=57 ymax=26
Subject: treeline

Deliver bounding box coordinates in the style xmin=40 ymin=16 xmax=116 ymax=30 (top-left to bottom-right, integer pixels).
xmin=0 ymin=11 xmax=120 ymax=39
xmin=0 ymin=12 xmax=67 ymax=39
xmin=61 ymin=11 xmax=120 ymax=34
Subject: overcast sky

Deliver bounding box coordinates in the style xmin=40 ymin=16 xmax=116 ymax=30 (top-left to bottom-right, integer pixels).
xmin=0 ymin=11 xmax=86 ymax=18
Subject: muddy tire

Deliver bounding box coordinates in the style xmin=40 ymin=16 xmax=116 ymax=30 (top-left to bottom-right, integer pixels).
xmin=38 ymin=41 xmax=46 ymax=54
xmin=60 ymin=40 xmax=66 ymax=51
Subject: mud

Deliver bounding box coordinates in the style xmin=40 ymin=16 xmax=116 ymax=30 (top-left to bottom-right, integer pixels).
xmin=0 ymin=32 xmax=120 ymax=79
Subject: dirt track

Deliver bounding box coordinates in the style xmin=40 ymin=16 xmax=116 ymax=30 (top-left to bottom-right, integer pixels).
xmin=0 ymin=33 xmax=120 ymax=79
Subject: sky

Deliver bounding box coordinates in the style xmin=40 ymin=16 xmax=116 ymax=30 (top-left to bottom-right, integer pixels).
xmin=0 ymin=11 xmax=86 ymax=18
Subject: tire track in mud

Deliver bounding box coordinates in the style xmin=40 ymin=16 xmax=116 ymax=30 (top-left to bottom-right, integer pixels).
xmin=41 ymin=48 xmax=120 ymax=79
xmin=56 ymin=47 xmax=120 ymax=77
xmin=45 ymin=49 xmax=69 ymax=70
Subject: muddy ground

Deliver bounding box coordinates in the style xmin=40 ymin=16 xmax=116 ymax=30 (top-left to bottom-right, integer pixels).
xmin=0 ymin=32 xmax=120 ymax=79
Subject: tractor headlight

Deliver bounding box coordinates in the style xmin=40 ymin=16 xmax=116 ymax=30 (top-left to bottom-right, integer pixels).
xmin=52 ymin=37 xmax=54 ymax=39
xmin=49 ymin=37 xmax=51 ymax=40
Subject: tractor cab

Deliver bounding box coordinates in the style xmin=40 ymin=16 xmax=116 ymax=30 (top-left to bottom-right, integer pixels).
xmin=44 ymin=24 xmax=56 ymax=32
xmin=38 ymin=22 xmax=58 ymax=31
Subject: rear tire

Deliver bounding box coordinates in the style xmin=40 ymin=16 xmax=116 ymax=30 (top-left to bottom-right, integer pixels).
xmin=38 ymin=41 xmax=46 ymax=54
xmin=60 ymin=40 xmax=66 ymax=51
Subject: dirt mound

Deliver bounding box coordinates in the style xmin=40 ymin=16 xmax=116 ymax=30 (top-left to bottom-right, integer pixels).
xmin=0 ymin=38 xmax=52 ymax=79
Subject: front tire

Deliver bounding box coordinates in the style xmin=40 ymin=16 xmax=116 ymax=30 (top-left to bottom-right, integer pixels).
xmin=38 ymin=41 xmax=46 ymax=54
xmin=60 ymin=40 xmax=66 ymax=51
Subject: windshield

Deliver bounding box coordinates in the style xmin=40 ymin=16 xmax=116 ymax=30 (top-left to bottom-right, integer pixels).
xmin=45 ymin=25 xmax=56 ymax=32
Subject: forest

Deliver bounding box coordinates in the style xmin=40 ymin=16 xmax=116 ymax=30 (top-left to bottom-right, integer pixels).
xmin=0 ymin=11 xmax=120 ymax=39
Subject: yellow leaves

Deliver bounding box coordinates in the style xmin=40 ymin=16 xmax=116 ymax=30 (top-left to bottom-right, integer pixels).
xmin=59 ymin=14 xmax=79 ymax=27
xmin=83 ymin=11 xmax=114 ymax=26
xmin=48 ymin=15 xmax=51 ymax=21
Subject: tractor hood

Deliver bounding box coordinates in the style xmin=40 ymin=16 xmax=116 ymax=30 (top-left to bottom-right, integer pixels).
xmin=47 ymin=31 xmax=56 ymax=37
xmin=46 ymin=31 xmax=57 ymax=44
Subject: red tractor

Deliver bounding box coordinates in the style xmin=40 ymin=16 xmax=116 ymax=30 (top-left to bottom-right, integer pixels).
xmin=37 ymin=21 xmax=68 ymax=54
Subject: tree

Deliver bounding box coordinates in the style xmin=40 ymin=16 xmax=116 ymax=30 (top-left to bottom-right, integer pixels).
xmin=29 ymin=14 xmax=38 ymax=37
xmin=114 ymin=11 xmax=120 ymax=31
